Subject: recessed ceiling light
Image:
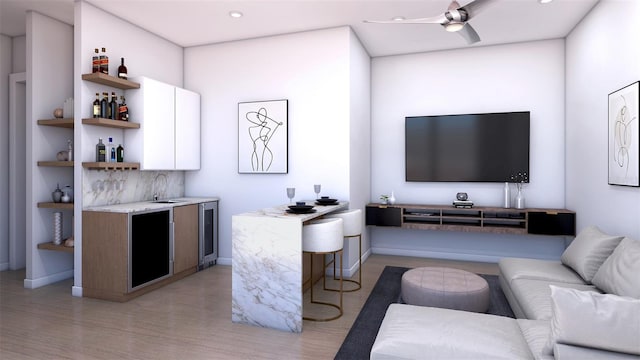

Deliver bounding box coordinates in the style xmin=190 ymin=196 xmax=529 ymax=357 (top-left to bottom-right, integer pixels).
xmin=539 ymin=0 xmax=553 ymax=3
xmin=392 ymin=16 xmax=405 ymax=21
xmin=229 ymin=11 xmax=243 ymax=18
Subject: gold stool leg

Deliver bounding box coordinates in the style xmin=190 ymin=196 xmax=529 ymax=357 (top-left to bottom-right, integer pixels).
xmin=304 ymin=250 xmax=343 ymax=322
xmin=325 ymin=234 xmax=362 ymax=292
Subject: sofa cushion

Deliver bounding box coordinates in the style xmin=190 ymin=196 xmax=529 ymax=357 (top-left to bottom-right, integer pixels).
xmin=553 ymin=344 xmax=640 ymax=360
xmin=592 ymin=237 xmax=640 ymax=298
xmin=542 ymin=286 xmax=640 ymax=356
xmin=560 ymin=225 xmax=623 ymax=282
xmin=510 ymin=278 xmax=599 ymax=320
xmin=516 ymin=319 xmax=554 ymax=360
xmin=371 ymin=304 xmax=534 ymax=360
xmin=499 ymin=258 xmax=585 ymax=285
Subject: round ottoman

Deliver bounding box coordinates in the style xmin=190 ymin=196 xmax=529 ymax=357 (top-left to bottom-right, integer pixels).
xmin=401 ymin=267 xmax=490 ymax=313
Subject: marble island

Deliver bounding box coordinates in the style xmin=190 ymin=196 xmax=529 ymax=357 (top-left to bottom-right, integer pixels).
xmin=232 ymin=201 xmax=348 ymax=332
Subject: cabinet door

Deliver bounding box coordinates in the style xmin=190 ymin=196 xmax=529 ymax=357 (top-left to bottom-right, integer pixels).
xmin=175 ymin=87 xmax=201 ymax=170
xmin=173 ymin=204 xmax=199 ymax=274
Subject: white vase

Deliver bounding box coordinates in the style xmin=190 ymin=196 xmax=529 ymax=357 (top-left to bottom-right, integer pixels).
xmin=388 ymin=191 xmax=396 ymax=205
xmin=515 ymin=186 xmax=525 ymax=209
xmin=503 ymin=182 xmax=511 ymax=208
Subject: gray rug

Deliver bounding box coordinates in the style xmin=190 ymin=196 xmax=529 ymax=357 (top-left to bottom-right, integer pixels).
xmin=334 ymin=266 xmax=515 ymax=360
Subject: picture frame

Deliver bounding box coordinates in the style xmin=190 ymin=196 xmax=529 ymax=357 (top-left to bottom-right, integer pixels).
xmin=608 ymin=81 xmax=639 ymax=187
xmin=238 ymin=100 xmax=288 ymax=174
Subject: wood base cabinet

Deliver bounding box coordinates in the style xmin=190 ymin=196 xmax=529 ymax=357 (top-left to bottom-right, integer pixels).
xmin=173 ymin=205 xmax=199 ymax=274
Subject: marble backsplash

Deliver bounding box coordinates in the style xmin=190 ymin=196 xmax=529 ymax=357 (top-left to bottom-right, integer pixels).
xmin=82 ymin=169 xmax=184 ymax=207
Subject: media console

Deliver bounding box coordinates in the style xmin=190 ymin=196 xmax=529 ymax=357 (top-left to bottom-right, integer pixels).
xmin=366 ymin=203 xmax=575 ymax=236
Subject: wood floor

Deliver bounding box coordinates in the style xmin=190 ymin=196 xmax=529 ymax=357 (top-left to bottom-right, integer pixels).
xmin=0 ymin=254 xmax=497 ymax=359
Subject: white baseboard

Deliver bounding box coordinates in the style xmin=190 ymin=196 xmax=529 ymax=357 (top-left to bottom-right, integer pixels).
xmin=326 ymin=248 xmax=372 ymax=277
xmin=217 ymin=257 xmax=232 ymax=266
xmin=23 ymin=269 xmax=74 ymax=289
xmin=0 ymin=262 xmax=8 ymax=271
xmin=72 ymin=285 xmax=83 ymax=297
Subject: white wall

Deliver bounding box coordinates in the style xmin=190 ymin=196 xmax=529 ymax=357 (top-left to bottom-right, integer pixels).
xmin=12 ymin=36 xmax=26 ymax=73
xmin=184 ymin=27 xmax=368 ymax=265
xmin=0 ymin=34 xmax=11 ymax=270
xmin=566 ymin=0 xmax=640 ymax=239
xmin=25 ymin=11 xmax=74 ymax=286
xmin=370 ymin=40 xmax=568 ymax=262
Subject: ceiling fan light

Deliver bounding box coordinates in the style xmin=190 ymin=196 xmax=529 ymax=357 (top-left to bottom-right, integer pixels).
xmin=445 ymin=22 xmax=464 ymax=32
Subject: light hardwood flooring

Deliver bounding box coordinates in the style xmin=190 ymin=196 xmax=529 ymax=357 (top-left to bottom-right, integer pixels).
xmin=0 ymin=255 xmax=497 ymax=359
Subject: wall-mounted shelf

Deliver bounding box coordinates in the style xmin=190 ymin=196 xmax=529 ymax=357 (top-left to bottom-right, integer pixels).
xmin=37 ymin=202 xmax=74 ymax=210
xmin=37 ymin=161 xmax=74 ymax=167
xmin=82 ymin=162 xmax=139 ymax=170
xmin=82 ymin=72 xmax=140 ymax=89
xmin=37 ymin=118 xmax=74 ymax=128
xmin=38 ymin=242 xmax=74 ymax=253
xmin=366 ymin=203 xmax=576 ymax=236
xmin=82 ymin=118 xmax=139 ymax=129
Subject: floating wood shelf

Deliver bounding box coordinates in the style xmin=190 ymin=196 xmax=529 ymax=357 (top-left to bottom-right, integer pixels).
xmin=82 ymin=72 xmax=140 ymax=89
xmin=38 ymin=242 xmax=74 ymax=253
xmin=37 ymin=118 xmax=74 ymax=128
xmin=82 ymin=118 xmax=139 ymax=129
xmin=38 ymin=202 xmax=74 ymax=210
xmin=37 ymin=161 xmax=74 ymax=167
xmin=82 ymin=162 xmax=139 ymax=170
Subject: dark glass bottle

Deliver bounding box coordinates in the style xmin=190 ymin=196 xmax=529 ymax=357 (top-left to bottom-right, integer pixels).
xmin=96 ymin=138 xmax=106 ymax=162
xmin=92 ymin=93 xmax=100 ymax=118
xmin=110 ymin=92 xmax=118 ymax=120
xmin=119 ymin=96 xmax=129 ymax=121
xmin=118 ymin=58 xmax=128 ymax=79
xmin=100 ymin=92 xmax=109 ymax=118
xmin=116 ymin=144 xmax=124 ymax=162
xmin=92 ymin=49 xmax=100 ymax=73
xmin=100 ymin=47 xmax=109 ymax=75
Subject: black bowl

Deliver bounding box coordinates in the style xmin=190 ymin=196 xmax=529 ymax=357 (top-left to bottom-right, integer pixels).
xmin=288 ymin=204 xmax=314 ymax=211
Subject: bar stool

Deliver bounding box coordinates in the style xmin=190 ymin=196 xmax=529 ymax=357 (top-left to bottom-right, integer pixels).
xmin=302 ymin=217 xmax=344 ymax=322
xmin=324 ymin=209 xmax=363 ymax=292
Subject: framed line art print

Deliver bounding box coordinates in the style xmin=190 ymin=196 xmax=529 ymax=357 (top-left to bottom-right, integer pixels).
xmin=608 ymin=81 xmax=639 ymax=187
xmin=238 ymin=100 xmax=288 ymax=174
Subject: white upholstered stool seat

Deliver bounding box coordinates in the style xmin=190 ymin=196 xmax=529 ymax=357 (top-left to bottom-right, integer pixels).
xmin=324 ymin=209 xmax=363 ymax=292
xmin=302 ymin=217 xmax=344 ymax=321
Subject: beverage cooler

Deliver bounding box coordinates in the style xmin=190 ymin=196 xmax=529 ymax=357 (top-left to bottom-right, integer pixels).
xmin=199 ymin=201 xmax=218 ymax=269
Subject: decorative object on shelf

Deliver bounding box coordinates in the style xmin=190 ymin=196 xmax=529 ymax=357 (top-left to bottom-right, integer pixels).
xmin=456 ymin=192 xmax=468 ymax=201
xmin=56 ymin=150 xmax=69 ymax=161
xmin=238 ymin=99 xmax=288 ymax=174
xmin=67 ymin=140 xmax=73 ymax=161
xmin=62 ymin=185 xmax=73 ymax=202
xmin=389 ymin=191 xmax=397 ymax=205
xmin=53 ymin=212 xmax=63 ymax=245
xmin=118 ymin=57 xmax=128 ymax=79
xmin=510 ymin=172 xmax=528 ymax=210
xmin=503 ymin=182 xmax=511 ymax=208
xmin=53 ymin=108 xmax=63 ymax=118
xmin=515 ymin=187 xmax=525 ymax=209
xmin=52 ymin=184 xmax=63 ymax=203
xmin=63 ymin=97 xmax=74 ymax=118
xmin=100 ymin=47 xmax=109 ymax=75
xmin=380 ymin=194 xmax=389 ymax=205
xmin=96 ymin=138 xmax=106 ymax=162
xmin=608 ymin=81 xmax=639 ymax=187
xmin=92 ymin=48 xmax=100 ymax=73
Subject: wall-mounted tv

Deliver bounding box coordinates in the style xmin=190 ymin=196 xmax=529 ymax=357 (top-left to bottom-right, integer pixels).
xmin=405 ymin=111 xmax=530 ymax=182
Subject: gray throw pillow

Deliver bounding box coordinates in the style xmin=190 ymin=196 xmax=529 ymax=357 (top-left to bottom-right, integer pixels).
xmin=560 ymin=225 xmax=623 ymax=282
xmin=592 ymin=237 xmax=640 ymax=298
xmin=542 ymin=286 xmax=640 ymax=356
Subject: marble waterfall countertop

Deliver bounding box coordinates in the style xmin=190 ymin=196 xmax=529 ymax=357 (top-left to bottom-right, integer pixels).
xmin=232 ymin=200 xmax=349 ymax=333
xmin=84 ymin=197 xmax=219 ymax=213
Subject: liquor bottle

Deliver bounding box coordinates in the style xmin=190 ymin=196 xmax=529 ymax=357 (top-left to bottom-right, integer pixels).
xmin=92 ymin=48 xmax=100 ymax=73
xmin=100 ymin=47 xmax=109 ymax=75
xmin=109 ymin=92 xmax=118 ymax=120
xmin=116 ymin=144 xmax=124 ymax=162
xmin=107 ymin=137 xmax=116 ymax=162
xmin=100 ymin=92 xmax=109 ymax=119
xmin=92 ymin=93 xmax=100 ymax=118
xmin=96 ymin=138 xmax=106 ymax=162
xmin=118 ymin=58 xmax=128 ymax=79
xmin=119 ymin=96 xmax=129 ymax=121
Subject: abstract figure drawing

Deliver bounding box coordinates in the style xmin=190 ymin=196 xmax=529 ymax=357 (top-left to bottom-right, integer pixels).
xmin=246 ymin=107 xmax=283 ymax=172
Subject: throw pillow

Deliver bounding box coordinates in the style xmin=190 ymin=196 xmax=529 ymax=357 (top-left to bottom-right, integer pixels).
xmin=542 ymin=286 xmax=640 ymax=356
xmin=560 ymin=225 xmax=623 ymax=282
xmin=592 ymin=237 xmax=640 ymax=298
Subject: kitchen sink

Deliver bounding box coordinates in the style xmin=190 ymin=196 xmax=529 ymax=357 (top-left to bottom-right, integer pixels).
xmin=151 ymin=199 xmax=185 ymax=204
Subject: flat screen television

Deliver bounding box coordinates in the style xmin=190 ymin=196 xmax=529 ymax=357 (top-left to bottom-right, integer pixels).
xmin=405 ymin=111 xmax=530 ymax=182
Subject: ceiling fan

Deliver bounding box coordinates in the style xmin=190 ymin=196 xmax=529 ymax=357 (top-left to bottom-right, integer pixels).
xmin=364 ymin=0 xmax=495 ymax=44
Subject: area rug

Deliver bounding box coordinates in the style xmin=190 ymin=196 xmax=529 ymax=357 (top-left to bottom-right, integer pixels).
xmin=334 ymin=266 xmax=515 ymax=360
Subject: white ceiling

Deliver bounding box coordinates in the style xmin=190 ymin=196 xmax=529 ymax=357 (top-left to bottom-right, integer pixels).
xmin=0 ymin=0 xmax=599 ymax=57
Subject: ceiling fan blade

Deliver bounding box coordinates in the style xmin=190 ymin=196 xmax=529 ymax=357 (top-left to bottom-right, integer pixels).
xmin=364 ymin=13 xmax=447 ymax=25
xmin=459 ymin=0 xmax=496 ymax=19
xmin=457 ymin=23 xmax=481 ymax=44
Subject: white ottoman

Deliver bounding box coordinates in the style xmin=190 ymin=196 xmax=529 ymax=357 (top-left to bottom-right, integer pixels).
xmin=401 ymin=267 xmax=490 ymax=313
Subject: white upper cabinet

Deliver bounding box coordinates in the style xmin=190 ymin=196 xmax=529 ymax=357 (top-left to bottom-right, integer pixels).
xmin=125 ymin=77 xmax=201 ymax=170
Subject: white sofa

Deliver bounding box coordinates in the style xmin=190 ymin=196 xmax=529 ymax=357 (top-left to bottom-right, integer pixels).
xmin=370 ymin=226 xmax=640 ymax=359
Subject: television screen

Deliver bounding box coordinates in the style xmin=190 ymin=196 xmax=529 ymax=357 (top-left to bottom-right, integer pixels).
xmin=405 ymin=111 xmax=530 ymax=182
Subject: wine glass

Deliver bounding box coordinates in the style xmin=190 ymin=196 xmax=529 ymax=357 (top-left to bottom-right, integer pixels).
xmin=286 ymin=187 xmax=295 ymax=204
xmin=314 ymin=184 xmax=321 ymax=199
